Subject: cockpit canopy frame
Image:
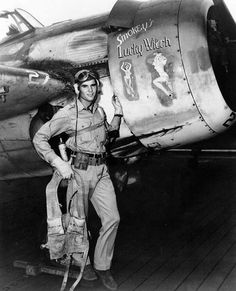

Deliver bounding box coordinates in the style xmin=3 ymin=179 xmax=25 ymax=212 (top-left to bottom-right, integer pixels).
xmin=0 ymin=8 xmax=44 ymax=44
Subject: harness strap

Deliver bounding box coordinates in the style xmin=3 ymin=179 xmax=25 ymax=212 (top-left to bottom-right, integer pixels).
xmin=44 ymin=171 xmax=89 ymax=291
xmin=67 ymin=120 xmax=104 ymax=138
xmin=69 ymin=249 xmax=89 ymax=291
xmin=60 ymin=256 xmax=72 ymax=291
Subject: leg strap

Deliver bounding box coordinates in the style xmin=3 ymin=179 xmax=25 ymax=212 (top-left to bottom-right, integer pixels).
xmin=44 ymin=170 xmax=90 ymax=291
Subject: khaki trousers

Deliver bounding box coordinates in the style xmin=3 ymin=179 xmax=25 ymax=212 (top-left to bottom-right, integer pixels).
xmin=67 ymin=163 xmax=120 ymax=270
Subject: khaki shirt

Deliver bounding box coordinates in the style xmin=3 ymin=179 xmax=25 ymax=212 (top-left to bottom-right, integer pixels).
xmin=33 ymin=99 xmax=108 ymax=164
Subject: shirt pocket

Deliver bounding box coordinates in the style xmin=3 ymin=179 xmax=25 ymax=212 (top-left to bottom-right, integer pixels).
xmin=76 ymin=119 xmax=92 ymax=143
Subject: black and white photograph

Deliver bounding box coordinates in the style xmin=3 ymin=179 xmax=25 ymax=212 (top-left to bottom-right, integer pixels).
xmin=1 ymin=0 xmax=236 ymax=290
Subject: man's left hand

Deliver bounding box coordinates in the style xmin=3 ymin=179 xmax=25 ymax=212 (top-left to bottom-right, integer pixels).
xmin=112 ymin=95 xmax=123 ymax=116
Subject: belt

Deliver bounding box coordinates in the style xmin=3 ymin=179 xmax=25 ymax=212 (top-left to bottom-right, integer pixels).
xmin=72 ymin=152 xmax=106 ymax=169
xmin=85 ymin=152 xmax=106 ymax=159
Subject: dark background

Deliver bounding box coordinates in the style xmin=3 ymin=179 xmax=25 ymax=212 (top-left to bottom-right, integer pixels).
xmin=0 ymin=153 xmax=236 ymax=290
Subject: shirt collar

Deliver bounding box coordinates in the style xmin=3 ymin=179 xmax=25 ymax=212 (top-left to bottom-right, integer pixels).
xmin=76 ymin=98 xmax=98 ymax=113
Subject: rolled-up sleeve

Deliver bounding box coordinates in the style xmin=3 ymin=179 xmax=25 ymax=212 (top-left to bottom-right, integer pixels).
xmin=33 ymin=109 xmax=71 ymax=164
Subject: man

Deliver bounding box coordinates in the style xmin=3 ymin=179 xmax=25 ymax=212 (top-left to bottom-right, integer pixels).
xmin=33 ymin=69 xmax=123 ymax=291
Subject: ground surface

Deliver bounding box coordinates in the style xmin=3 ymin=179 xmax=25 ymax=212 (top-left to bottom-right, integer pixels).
xmin=0 ymin=154 xmax=236 ymax=291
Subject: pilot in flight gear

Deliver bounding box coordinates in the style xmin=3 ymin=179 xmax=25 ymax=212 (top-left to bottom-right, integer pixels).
xmin=33 ymin=69 xmax=123 ymax=291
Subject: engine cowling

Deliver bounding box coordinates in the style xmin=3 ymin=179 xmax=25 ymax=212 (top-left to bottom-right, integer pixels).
xmin=107 ymin=0 xmax=236 ymax=150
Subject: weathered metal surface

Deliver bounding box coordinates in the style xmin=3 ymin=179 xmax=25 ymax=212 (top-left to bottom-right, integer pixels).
xmin=106 ymin=0 xmax=143 ymax=28
xmin=108 ymin=0 xmax=236 ymax=150
xmin=179 ymin=0 xmax=234 ymax=133
xmin=0 ymin=112 xmax=52 ymax=179
xmin=28 ymin=28 xmax=108 ymax=64
xmin=0 ymin=13 xmax=109 ymax=68
xmin=0 ymin=65 xmax=66 ymax=120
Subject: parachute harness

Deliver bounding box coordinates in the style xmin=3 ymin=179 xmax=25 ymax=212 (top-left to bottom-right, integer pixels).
xmin=43 ymin=170 xmax=89 ymax=291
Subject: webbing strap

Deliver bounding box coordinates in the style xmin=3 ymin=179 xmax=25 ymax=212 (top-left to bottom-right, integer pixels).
xmin=69 ymin=249 xmax=89 ymax=291
xmin=60 ymin=256 xmax=72 ymax=291
xmin=44 ymin=171 xmax=89 ymax=291
xmin=67 ymin=120 xmax=104 ymax=138
xmin=46 ymin=170 xmax=63 ymax=221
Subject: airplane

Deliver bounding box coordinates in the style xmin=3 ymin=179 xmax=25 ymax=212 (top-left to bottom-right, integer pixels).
xmin=0 ymin=0 xmax=236 ymax=182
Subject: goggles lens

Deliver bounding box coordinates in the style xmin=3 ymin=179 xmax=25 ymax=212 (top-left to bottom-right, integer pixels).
xmin=75 ymin=70 xmax=98 ymax=83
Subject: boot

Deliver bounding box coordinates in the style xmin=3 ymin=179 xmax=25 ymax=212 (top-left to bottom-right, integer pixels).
xmin=95 ymin=269 xmax=118 ymax=291
xmin=82 ymin=264 xmax=98 ymax=281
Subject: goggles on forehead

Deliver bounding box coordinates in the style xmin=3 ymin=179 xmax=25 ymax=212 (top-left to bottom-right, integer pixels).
xmin=74 ymin=69 xmax=99 ymax=84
